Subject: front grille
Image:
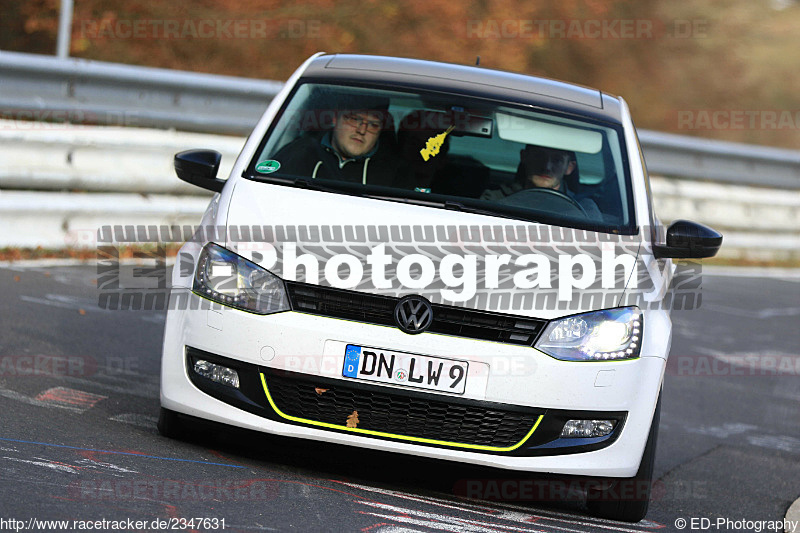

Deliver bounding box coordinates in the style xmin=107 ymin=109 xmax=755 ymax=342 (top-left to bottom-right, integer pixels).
xmin=285 ymin=281 xmax=546 ymax=346
xmin=263 ymin=370 xmax=540 ymax=449
xmin=287 ymin=282 xmax=397 ymax=326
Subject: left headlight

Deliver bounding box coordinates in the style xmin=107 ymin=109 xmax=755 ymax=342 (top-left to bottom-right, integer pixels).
xmin=535 ymin=307 xmax=642 ymax=361
xmin=193 ymin=242 xmax=290 ymax=315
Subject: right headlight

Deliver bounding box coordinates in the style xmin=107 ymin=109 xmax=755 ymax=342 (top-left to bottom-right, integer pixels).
xmin=535 ymin=307 xmax=642 ymax=361
xmin=193 ymin=242 xmax=289 ymax=315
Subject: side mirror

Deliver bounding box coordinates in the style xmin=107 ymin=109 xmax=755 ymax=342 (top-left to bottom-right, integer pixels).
xmin=174 ymin=149 xmax=226 ymax=192
xmin=653 ymin=220 xmax=723 ymax=259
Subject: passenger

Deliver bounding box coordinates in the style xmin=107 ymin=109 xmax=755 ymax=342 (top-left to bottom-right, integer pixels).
xmin=273 ymin=96 xmax=409 ymax=186
xmin=482 ymin=145 xmax=601 ymax=217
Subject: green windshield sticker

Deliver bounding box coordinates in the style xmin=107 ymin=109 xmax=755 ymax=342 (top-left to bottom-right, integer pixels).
xmin=256 ymin=160 xmax=281 ymax=173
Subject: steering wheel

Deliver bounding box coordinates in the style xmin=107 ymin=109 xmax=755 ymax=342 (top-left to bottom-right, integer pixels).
xmin=496 ymin=187 xmax=587 ymax=218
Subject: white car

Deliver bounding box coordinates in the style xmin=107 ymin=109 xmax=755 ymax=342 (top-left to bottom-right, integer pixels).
xmin=159 ymin=53 xmax=722 ymax=522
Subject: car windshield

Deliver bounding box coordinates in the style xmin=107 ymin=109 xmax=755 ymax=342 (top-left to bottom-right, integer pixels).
xmin=247 ymin=82 xmax=635 ymax=233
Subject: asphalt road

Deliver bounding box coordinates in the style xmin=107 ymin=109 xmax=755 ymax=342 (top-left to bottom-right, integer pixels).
xmin=0 ymin=262 xmax=798 ymax=532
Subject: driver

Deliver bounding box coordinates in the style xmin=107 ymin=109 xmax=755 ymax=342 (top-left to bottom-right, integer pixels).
xmin=482 ymin=145 xmax=601 ymax=217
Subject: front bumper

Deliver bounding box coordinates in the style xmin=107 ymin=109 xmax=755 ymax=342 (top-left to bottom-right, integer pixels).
xmin=160 ymin=291 xmax=667 ymax=477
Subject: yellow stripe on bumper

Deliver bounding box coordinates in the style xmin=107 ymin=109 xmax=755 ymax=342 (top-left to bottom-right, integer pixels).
xmin=260 ymin=373 xmax=543 ymax=452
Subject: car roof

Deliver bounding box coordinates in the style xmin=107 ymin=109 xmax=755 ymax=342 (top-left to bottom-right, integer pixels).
xmin=301 ymin=54 xmax=624 ymax=125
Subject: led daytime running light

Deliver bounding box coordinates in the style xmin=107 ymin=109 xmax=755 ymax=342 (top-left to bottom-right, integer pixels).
xmin=535 ymin=307 xmax=642 ymax=361
xmin=193 ymin=243 xmax=290 ymax=315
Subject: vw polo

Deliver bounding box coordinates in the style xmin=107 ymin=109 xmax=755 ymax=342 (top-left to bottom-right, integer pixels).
xmin=159 ymin=54 xmax=721 ymax=522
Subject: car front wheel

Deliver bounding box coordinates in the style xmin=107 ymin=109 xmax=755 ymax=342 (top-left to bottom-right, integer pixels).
xmin=585 ymin=391 xmax=661 ymax=522
xmin=157 ymin=407 xmax=185 ymax=439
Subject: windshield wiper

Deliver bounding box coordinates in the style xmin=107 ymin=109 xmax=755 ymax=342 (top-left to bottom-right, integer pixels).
xmin=248 ymin=175 xmax=548 ymax=223
xmin=247 ymin=174 xmax=364 ymax=196
xmin=362 ymin=193 xmax=528 ymax=222
xmin=443 ymin=200 xmax=529 ymax=221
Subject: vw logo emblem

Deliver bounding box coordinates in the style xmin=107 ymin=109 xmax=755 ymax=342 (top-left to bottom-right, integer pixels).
xmin=394 ymin=295 xmax=433 ymax=334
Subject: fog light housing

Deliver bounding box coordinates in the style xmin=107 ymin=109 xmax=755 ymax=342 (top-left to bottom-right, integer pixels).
xmin=193 ymin=359 xmax=240 ymax=389
xmin=561 ymin=419 xmax=616 ymax=438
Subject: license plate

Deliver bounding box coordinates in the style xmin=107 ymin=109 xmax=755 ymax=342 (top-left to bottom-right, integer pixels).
xmin=343 ymin=345 xmax=468 ymax=394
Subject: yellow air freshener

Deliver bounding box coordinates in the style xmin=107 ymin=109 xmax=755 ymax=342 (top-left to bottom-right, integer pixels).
xmin=420 ymin=125 xmax=455 ymax=161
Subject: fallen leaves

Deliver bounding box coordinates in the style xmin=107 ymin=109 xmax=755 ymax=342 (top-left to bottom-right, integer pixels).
xmin=346 ymin=410 xmax=359 ymax=428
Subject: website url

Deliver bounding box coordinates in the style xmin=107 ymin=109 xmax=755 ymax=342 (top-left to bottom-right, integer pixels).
xmin=0 ymin=517 xmax=226 ymax=531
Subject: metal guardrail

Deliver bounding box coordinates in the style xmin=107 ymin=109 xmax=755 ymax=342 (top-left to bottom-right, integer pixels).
xmin=0 ymin=50 xmax=282 ymax=135
xmin=2 ymin=50 xmax=800 ymax=189
xmin=637 ymin=130 xmax=800 ymax=190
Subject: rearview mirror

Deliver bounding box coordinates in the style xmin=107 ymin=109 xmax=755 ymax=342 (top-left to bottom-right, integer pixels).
xmin=174 ymin=149 xmax=226 ymax=192
xmin=653 ymin=220 xmax=723 ymax=259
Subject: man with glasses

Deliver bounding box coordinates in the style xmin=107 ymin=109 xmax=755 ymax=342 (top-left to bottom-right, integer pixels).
xmin=272 ymin=96 xmax=410 ymax=186
xmin=332 ymin=111 xmax=383 ymax=161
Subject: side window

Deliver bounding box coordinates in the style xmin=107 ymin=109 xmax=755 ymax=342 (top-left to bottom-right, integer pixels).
xmin=574 ymin=152 xmax=605 ymax=186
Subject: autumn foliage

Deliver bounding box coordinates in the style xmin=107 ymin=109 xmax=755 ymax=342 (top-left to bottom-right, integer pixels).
xmin=4 ymin=0 xmax=799 ymax=149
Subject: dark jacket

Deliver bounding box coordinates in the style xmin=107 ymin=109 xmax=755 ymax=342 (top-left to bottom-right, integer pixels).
xmin=272 ymin=134 xmax=411 ymax=187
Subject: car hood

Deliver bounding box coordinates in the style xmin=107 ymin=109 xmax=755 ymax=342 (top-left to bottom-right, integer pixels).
xmin=222 ymin=179 xmax=646 ymax=320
